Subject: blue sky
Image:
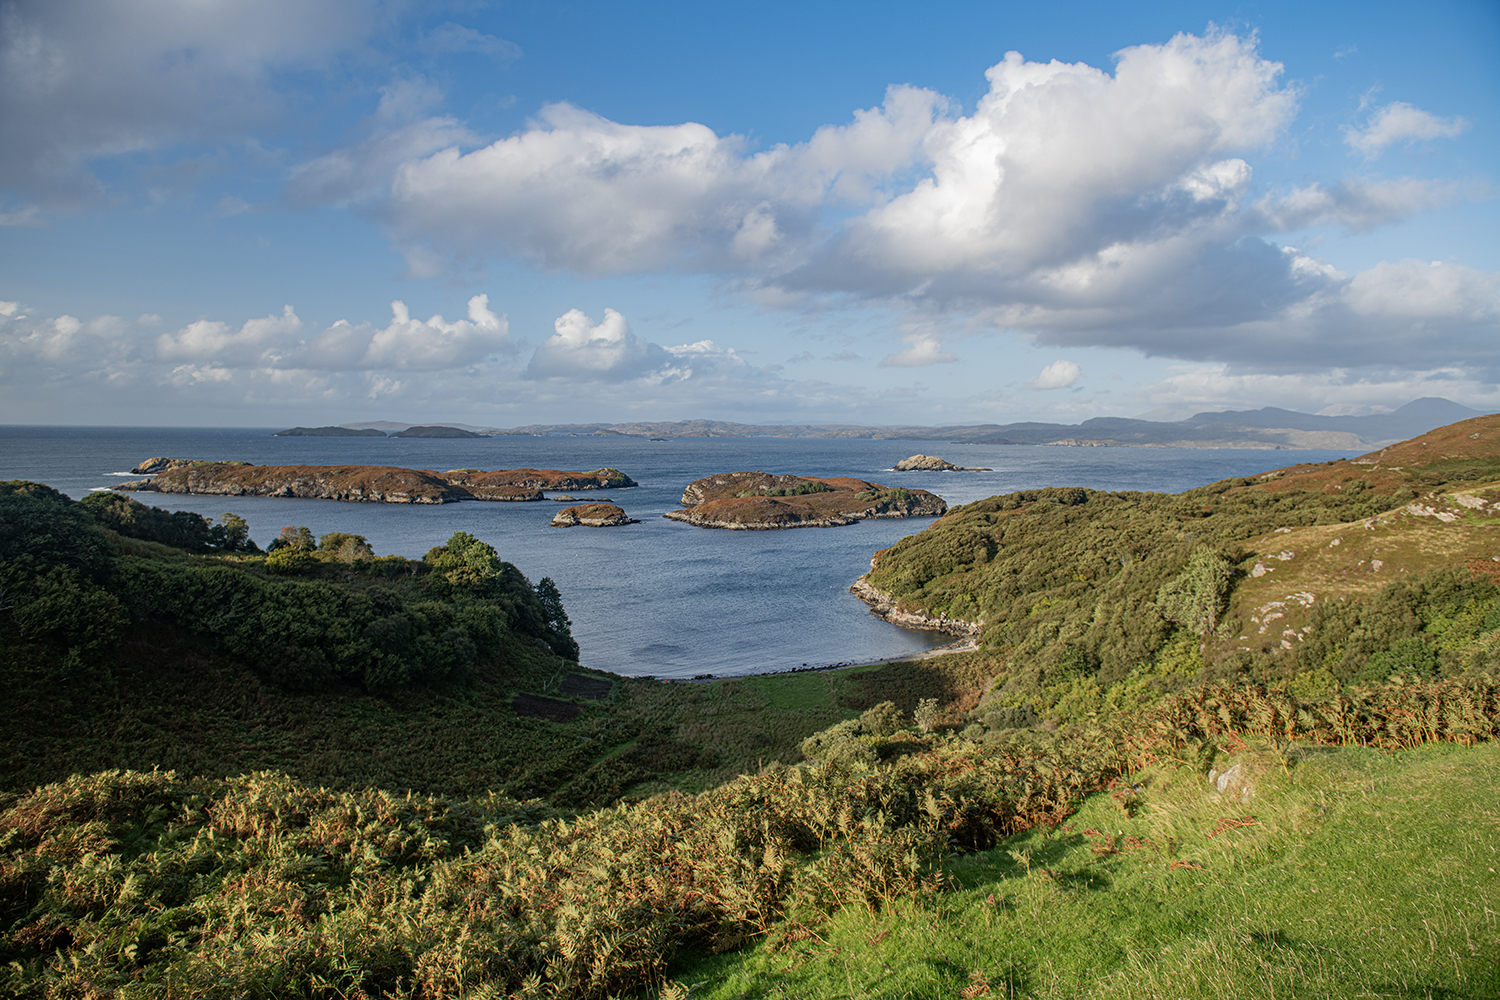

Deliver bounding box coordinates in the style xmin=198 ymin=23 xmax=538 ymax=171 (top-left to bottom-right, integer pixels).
xmin=1 ymin=0 xmax=1496 ymax=427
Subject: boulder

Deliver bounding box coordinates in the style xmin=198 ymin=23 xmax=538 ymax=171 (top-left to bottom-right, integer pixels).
xmin=893 ymin=454 xmax=991 ymax=472
xmin=551 ymin=503 xmax=639 ymax=527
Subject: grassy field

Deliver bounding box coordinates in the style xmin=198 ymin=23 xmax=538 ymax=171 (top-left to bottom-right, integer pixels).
xmin=674 ymin=738 xmax=1500 ymax=999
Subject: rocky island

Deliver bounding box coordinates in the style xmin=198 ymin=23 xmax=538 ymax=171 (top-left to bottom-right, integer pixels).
xmin=664 ymin=471 xmax=946 ymax=529
xmin=121 ymin=462 xmax=636 ymax=504
xmin=389 ymin=425 xmax=486 ymax=438
xmin=550 ymin=503 xmax=639 ymax=527
xmin=892 ymin=454 xmax=992 ymax=472
xmin=273 ymin=426 xmax=386 ymax=437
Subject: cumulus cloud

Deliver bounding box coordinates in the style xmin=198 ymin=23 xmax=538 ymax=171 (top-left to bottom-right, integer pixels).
xmin=525 ymin=307 xmax=753 ymax=383
xmin=280 ymin=28 xmax=1493 ymax=384
xmin=0 ymin=0 xmax=378 ymax=209
xmin=1254 ymin=177 xmax=1467 ymax=233
xmin=154 ymin=296 xmax=513 ymax=371
xmin=1344 ymin=102 xmax=1469 ymax=158
xmin=879 ymin=334 xmax=956 ymax=368
xmin=1029 ymin=360 xmax=1082 ymax=389
xmin=377 ymin=85 xmax=946 ymax=275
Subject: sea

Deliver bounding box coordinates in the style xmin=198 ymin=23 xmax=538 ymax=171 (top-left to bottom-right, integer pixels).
xmin=0 ymin=426 xmax=1363 ymax=679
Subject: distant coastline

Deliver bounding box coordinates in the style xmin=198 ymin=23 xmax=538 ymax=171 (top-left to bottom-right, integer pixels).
xmin=315 ymin=397 xmax=1487 ymax=453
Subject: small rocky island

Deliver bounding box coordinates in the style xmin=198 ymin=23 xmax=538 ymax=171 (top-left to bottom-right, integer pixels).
xmin=892 ymin=454 xmax=992 ymax=472
xmin=664 ymin=471 xmax=946 ymax=529
xmin=550 ymin=503 xmax=638 ymax=527
xmin=273 ymin=426 xmax=386 ymax=437
xmin=389 ymin=425 xmax=486 ymax=438
xmin=121 ymin=462 xmax=636 ymax=504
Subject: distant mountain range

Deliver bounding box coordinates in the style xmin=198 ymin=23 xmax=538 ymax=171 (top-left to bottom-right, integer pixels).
xmin=338 ymin=398 xmax=1489 ymax=451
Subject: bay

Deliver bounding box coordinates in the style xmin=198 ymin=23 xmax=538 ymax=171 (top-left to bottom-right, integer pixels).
xmin=0 ymin=425 xmax=1361 ymax=678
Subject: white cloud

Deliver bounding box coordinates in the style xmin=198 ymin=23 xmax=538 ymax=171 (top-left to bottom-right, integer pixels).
xmin=375 ymin=85 xmax=945 ymax=276
xmin=525 ymin=307 xmax=665 ymax=380
xmin=1255 ymin=177 xmax=1466 ymax=233
xmin=1030 ymin=359 xmax=1082 ymax=389
xmin=156 ymin=305 xmax=305 ymax=367
xmin=524 ymin=307 xmax=753 ymax=383
xmin=879 ymin=334 xmax=956 ymax=368
xmin=70 ymin=296 xmax=516 ymax=373
xmin=0 ymin=0 xmax=379 ymax=208
xmin=1344 ymin=102 xmax=1469 ymax=157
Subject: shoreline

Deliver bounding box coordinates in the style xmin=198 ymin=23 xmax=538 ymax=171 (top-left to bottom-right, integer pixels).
xmin=655 ymin=633 xmax=981 ymax=684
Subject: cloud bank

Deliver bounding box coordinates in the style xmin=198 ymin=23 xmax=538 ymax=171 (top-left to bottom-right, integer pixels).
xmin=300 ymin=29 xmax=1493 ymax=381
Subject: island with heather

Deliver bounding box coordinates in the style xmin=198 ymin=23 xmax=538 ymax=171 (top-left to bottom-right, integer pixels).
xmin=121 ymin=462 xmax=636 ymax=504
xmin=664 ymin=470 xmax=946 ymax=529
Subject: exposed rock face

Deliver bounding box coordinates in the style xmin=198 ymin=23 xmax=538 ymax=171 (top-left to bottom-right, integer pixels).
xmin=666 ymin=471 xmax=946 ymax=529
xmin=551 ymin=503 xmax=639 ymax=527
xmin=893 ymin=454 xmax=992 ymax=472
xmin=130 ymin=457 xmax=254 ymax=475
xmin=441 ymin=467 xmax=637 ymax=491
xmin=849 ymin=575 xmax=981 ymax=637
xmin=120 ymin=462 xmax=638 ymax=504
xmin=123 ymin=463 xmax=468 ymax=503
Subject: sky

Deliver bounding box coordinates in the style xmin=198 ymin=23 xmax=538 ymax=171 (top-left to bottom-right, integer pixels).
xmin=1 ymin=0 xmax=1496 ymax=429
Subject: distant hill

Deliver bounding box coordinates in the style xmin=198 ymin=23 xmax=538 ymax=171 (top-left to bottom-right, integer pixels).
xmin=274 ymin=425 xmax=386 ymax=437
xmin=500 ymin=398 xmax=1489 ymax=450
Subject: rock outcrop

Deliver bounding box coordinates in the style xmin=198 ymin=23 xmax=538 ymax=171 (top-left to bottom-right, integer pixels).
xmin=121 ymin=462 xmax=638 ymax=504
xmin=130 ymin=457 xmax=254 ymax=475
xmin=665 ymin=471 xmax=946 ymax=529
xmin=892 ymin=454 xmax=992 ymax=472
xmin=849 ymin=575 xmax=981 ymax=637
xmin=550 ymin=503 xmax=639 ymax=527
xmin=441 ymin=467 xmax=637 ymax=491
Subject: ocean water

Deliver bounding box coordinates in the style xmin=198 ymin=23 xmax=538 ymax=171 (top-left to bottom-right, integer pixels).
xmin=0 ymin=426 xmax=1361 ymax=678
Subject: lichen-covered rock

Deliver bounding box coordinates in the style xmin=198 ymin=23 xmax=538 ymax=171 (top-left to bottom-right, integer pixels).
xmin=666 ymin=471 xmax=946 ymax=529
xmin=892 ymin=454 xmax=991 ymax=472
xmin=121 ymin=462 xmax=639 ymax=504
xmin=130 ymin=457 xmax=254 ymax=475
xmin=551 ymin=503 xmax=639 ymax=527
xmin=441 ymin=467 xmax=637 ymax=490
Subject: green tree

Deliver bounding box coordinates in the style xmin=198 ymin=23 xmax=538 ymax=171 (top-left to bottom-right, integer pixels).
xmin=1155 ymin=546 xmax=1233 ymax=636
xmin=424 ymin=531 xmax=501 ymax=589
xmin=536 ymin=577 xmax=578 ymax=661
xmin=269 ymin=525 xmax=316 ymax=553
xmin=318 ymin=531 xmax=374 ymax=562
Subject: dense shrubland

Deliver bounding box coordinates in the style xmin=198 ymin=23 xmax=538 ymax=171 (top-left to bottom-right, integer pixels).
xmin=861 ymin=459 xmax=1500 ymax=735
xmin=0 ymin=482 xmax=576 ymax=694
xmin=7 ymin=414 xmax=1500 ymax=999
xmin=2 ymin=674 xmax=1495 ymax=999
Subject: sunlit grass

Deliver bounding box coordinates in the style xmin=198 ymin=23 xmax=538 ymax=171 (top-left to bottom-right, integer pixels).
xmin=674 ymin=739 xmax=1500 ymax=999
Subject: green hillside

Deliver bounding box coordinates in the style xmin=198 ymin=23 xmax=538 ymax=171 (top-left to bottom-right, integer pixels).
xmin=861 ymin=413 xmax=1500 ymax=731
xmin=5 ymin=409 xmax=1500 ymax=999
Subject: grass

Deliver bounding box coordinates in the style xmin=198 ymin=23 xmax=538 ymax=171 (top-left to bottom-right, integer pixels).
xmin=670 ymin=739 xmax=1500 ymax=999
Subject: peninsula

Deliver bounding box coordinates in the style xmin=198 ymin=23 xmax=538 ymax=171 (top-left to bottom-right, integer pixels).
xmin=122 ymin=462 xmax=636 ymax=504
xmin=664 ymin=471 xmax=946 ymax=529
